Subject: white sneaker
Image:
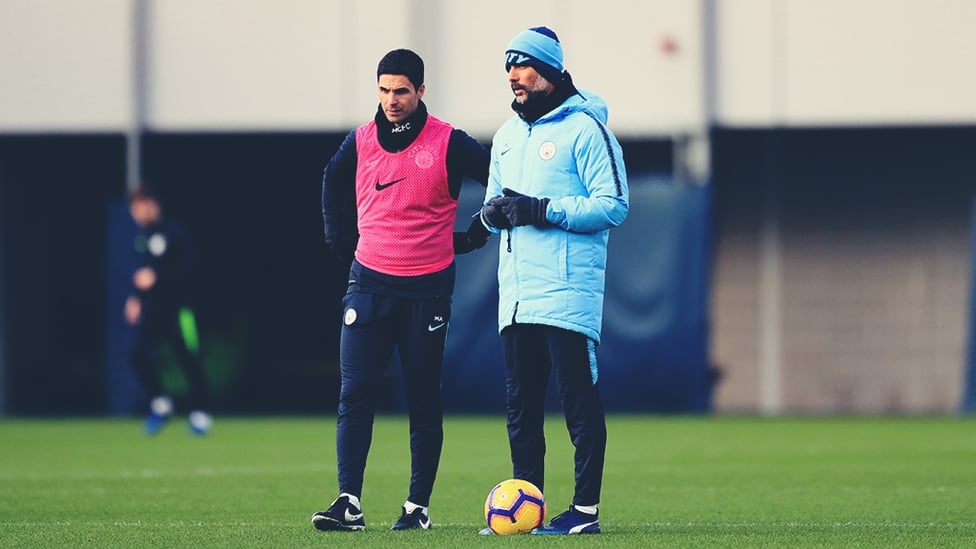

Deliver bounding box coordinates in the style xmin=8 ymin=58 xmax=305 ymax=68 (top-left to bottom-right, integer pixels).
xmin=188 ymin=410 xmax=213 ymax=436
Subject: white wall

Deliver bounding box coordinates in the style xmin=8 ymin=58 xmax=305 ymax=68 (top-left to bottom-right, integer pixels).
xmin=0 ymin=0 xmax=707 ymax=137
xmin=715 ymin=0 xmax=976 ymax=127
xmin=1 ymin=0 xmax=974 ymax=135
xmin=148 ymin=0 xmax=412 ymax=131
xmin=147 ymin=0 xmax=706 ymax=137
xmin=0 ymin=0 xmax=134 ymax=131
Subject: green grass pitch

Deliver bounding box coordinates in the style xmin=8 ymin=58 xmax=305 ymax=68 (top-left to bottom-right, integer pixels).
xmin=1 ymin=415 xmax=974 ymax=547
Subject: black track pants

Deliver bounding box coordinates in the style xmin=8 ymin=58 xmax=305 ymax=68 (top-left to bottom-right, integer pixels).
xmin=129 ymin=306 xmax=209 ymax=411
xmin=502 ymin=323 xmax=606 ymax=507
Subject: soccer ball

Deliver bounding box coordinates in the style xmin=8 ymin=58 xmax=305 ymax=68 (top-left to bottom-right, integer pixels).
xmin=484 ymin=478 xmax=546 ymax=535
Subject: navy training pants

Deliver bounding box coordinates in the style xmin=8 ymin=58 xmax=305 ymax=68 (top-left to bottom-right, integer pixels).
xmin=335 ymin=263 xmax=453 ymax=507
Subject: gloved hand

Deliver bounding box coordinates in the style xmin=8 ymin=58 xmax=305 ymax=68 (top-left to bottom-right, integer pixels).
xmin=481 ymin=196 xmax=512 ymax=229
xmin=325 ymin=213 xmax=359 ymax=263
xmin=453 ymin=216 xmax=491 ymax=254
xmin=498 ymin=187 xmax=550 ymax=227
xmin=326 ymin=232 xmax=358 ymax=262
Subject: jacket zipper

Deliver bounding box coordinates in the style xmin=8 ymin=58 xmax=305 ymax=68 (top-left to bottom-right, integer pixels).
xmin=508 ymin=123 xmax=531 ymax=324
xmin=507 ymin=124 xmax=532 ymax=255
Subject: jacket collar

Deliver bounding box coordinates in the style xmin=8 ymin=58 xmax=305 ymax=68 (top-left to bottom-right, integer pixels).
xmin=375 ymin=100 xmax=428 ymax=152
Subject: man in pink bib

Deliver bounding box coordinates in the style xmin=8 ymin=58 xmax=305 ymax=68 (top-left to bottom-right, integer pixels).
xmin=312 ymin=49 xmax=490 ymax=533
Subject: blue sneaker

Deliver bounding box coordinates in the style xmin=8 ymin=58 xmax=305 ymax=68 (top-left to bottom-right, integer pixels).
xmin=143 ymin=413 xmax=169 ymax=436
xmin=143 ymin=396 xmax=173 ymax=436
xmin=532 ymin=506 xmax=600 ymax=535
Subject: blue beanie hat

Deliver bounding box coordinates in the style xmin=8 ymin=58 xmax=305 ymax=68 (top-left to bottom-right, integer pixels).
xmin=505 ymin=26 xmax=564 ymax=83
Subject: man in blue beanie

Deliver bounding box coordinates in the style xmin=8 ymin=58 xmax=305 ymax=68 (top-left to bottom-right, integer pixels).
xmin=479 ymin=26 xmax=629 ymax=535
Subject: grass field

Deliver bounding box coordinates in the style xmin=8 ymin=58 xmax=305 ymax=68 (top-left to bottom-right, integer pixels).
xmin=1 ymin=415 xmax=975 ymax=547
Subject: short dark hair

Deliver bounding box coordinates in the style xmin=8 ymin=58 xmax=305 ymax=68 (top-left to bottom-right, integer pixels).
xmin=376 ymin=49 xmax=424 ymax=90
xmin=129 ymin=187 xmax=158 ymax=203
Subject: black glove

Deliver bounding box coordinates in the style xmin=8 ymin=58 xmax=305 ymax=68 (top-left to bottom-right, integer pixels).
xmin=498 ymin=187 xmax=550 ymax=227
xmin=453 ymin=216 xmax=491 ymax=254
xmin=481 ymin=196 xmax=512 ymax=229
xmin=325 ymin=232 xmax=358 ymax=262
xmin=325 ymin=212 xmax=359 ymax=263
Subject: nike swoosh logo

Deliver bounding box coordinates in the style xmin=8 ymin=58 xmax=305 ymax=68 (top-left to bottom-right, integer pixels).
xmin=345 ymin=509 xmax=363 ymax=522
xmin=375 ymin=177 xmax=406 ymax=191
xmin=428 ymin=322 xmax=447 ymax=332
xmin=419 ymin=515 xmax=431 ymax=529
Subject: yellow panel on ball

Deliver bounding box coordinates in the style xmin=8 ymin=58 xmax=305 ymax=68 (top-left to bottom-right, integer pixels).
xmin=484 ymin=478 xmax=546 ymax=535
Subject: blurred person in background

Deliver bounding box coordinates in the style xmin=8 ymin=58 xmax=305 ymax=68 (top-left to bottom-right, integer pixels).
xmin=479 ymin=26 xmax=629 ymax=535
xmin=312 ymin=48 xmax=490 ymax=532
xmin=125 ymin=188 xmax=213 ymax=436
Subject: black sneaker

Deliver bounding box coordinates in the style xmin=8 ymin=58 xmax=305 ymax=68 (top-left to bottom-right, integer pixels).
xmin=311 ymin=495 xmax=365 ymax=531
xmin=390 ymin=506 xmax=431 ymax=530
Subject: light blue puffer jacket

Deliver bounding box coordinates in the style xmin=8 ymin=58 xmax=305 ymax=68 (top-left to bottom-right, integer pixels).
xmin=485 ymin=90 xmax=629 ymax=343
